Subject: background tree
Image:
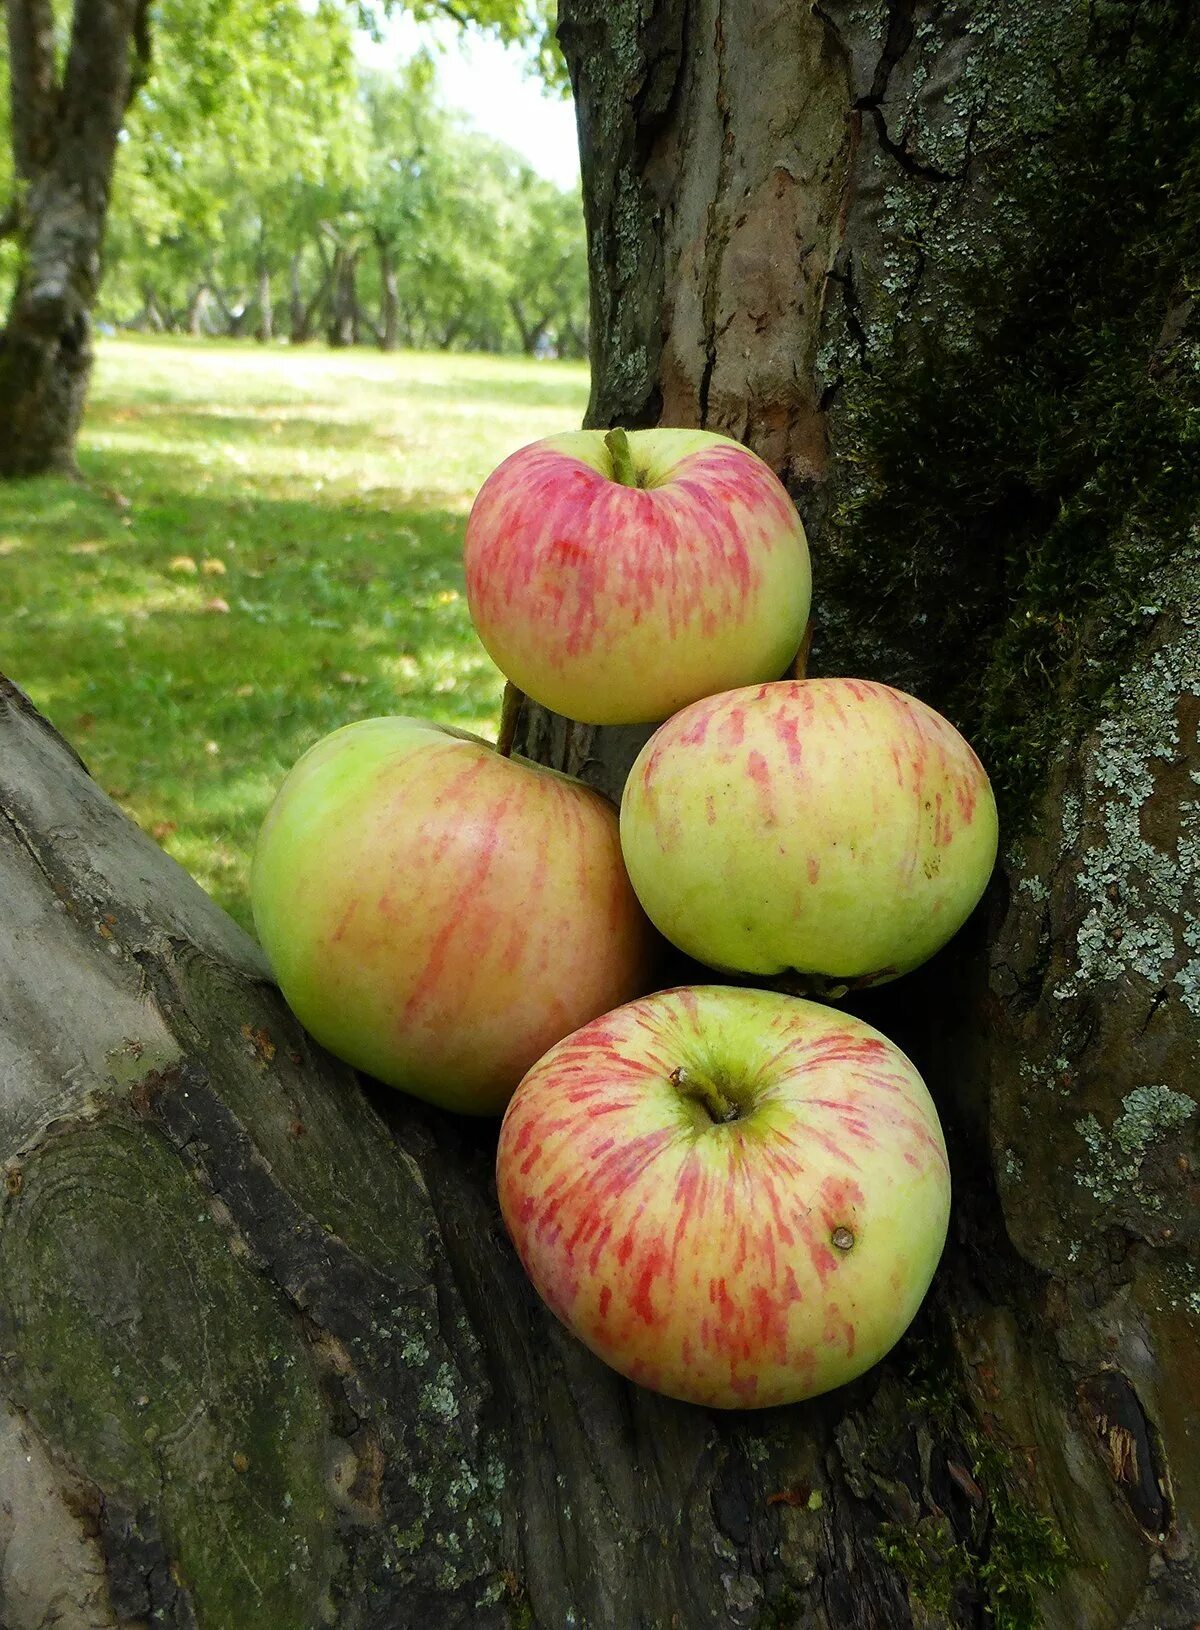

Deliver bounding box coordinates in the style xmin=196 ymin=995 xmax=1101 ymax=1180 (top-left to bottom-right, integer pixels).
xmin=2 ymin=2 xmax=1196 ymax=1628
xmin=0 ymin=0 xmax=564 ymax=477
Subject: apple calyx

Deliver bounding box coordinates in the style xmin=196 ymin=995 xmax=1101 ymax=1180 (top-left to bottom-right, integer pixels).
xmin=831 ymin=1226 xmax=855 ymax=1251
xmin=669 ymin=1064 xmax=742 ymax=1125
xmin=604 ymin=427 xmax=643 ymax=489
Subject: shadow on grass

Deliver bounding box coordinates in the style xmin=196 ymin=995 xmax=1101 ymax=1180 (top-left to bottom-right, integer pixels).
xmin=2 ymin=474 xmax=502 ymax=931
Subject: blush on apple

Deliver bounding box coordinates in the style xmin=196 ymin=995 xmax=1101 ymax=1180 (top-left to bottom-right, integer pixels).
xmin=463 ymin=428 xmax=811 ymax=726
xmin=619 ymin=678 xmax=999 ymax=987
xmin=497 ymin=985 xmax=951 ymax=1408
xmin=251 ymin=717 xmax=657 ymax=1115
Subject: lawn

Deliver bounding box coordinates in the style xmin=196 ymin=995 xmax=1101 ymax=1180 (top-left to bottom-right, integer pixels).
xmin=0 ymin=336 xmax=590 ymax=928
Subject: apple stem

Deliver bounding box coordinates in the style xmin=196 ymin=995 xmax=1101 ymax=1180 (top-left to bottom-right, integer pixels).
xmin=670 ymin=1065 xmax=739 ymax=1125
xmin=604 ymin=427 xmax=640 ymax=489
xmin=496 ymin=681 xmax=525 ymax=759
xmin=790 ymin=617 xmax=814 ymax=681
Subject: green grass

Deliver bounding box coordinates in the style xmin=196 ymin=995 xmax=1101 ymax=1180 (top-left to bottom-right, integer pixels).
xmin=1 ymin=336 xmax=589 ymax=927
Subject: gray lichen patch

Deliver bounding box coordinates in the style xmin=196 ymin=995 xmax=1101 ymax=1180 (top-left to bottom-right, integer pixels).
xmin=1053 ymin=603 xmax=1200 ymax=1013
xmin=1075 ymin=1086 xmax=1198 ymax=1208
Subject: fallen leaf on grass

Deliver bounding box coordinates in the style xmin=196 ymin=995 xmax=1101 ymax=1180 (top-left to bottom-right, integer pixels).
xmin=202 ymin=596 xmax=231 ymax=614
xmin=169 ymin=555 xmax=198 ymax=574
xmin=201 ymin=558 xmax=227 ymax=575
xmin=152 ymin=821 xmax=177 ymax=841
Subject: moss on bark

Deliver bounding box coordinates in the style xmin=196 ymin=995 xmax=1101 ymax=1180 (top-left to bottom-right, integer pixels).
xmin=818 ymin=0 xmax=1200 ymax=826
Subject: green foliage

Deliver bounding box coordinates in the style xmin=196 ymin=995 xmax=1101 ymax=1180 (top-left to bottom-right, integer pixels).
xmin=877 ymin=1517 xmax=971 ymax=1618
xmin=824 ymin=0 xmax=1200 ymax=825
xmin=881 ymin=1334 xmax=1071 ymax=1630
xmin=2 ymin=2 xmax=581 ymax=351
xmin=0 ymin=337 xmax=588 ymax=925
xmin=975 ymin=1438 xmax=1071 ymax=1630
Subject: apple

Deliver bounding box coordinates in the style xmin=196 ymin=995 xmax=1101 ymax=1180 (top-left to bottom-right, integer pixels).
xmin=619 ymin=678 xmax=998 ymax=987
xmin=463 ymin=428 xmax=811 ymax=725
xmin=252 ymin=717 xmax=657 ymax=1115
xmin=497 ymin=985 xmax=950 ymax=1408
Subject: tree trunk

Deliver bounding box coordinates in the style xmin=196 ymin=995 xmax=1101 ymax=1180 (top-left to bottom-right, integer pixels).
xmin=255 ymin=259 xmax=273 ymax=345
xmin=0 ymin=0 xmax=151 ymax=477
xmin=130 ymin=284 xmax=166 ymax=334
xmin=529 ymin=0 xmax=1200 ymax=1623
xmin=327 ymin=246 xmax=360 ymax=348
xmin=355 ymin=299 xmax=381 ymax=349
xmin=289 ymin=256 xmax=333 ymax=346
xmin=2 ymin=4 xmax=1198 ymax=1630
xmin=185 ymin=284 xmax=209 ymax=337
xmin=509 ymin=297 xmax=542 ymax=355
xmin=378 ymin=241 xmax=400 ymax=351
xmin=287 ymin=250 xmax=312 ymax=345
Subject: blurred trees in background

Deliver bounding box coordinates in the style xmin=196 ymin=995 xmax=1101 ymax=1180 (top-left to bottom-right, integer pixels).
xmin=95 ymin=5 xmax=586 ymax=356
xmin=0 ymin=0 xmax=584 ymax=376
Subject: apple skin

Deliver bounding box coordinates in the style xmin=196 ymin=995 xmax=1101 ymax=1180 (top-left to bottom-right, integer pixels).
xmin=619 ymin=678 xmax=999 ymax=985
xmin=251 ymin=717 xmax=657 ymax=1115
xmin=497 ymin=986 xmax=950 ymax=1408
xmin=463 ymin=429 xmax=811 ymax=726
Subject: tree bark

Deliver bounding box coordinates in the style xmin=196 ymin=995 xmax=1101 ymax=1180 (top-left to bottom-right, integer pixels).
xmin=2 ymin=3 xmax=1198 ymax=1629
xmin=0 ymin=0 xmax=151 ymax=477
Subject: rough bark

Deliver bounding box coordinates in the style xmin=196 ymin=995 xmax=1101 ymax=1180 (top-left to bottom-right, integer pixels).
xmin=0 ymin=0 xmax=151 ymax=476
xmin=2 ymin=3 xmax=1198 ymax=1629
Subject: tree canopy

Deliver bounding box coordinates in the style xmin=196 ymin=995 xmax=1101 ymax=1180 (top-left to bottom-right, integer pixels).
xmin=2 ymin=0 xmax=585 ymax=357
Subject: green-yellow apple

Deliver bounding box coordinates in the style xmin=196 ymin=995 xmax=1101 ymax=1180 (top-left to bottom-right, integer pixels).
xmin=620 ymin=678 xmax=998 ymax=986
xmin=463 ymin=428 xmax=811 ymax=725
xmin=497 ymin=986 xmax=950 ymax=1408
xmin=252 ymin=717 xmax=657 ymax=1114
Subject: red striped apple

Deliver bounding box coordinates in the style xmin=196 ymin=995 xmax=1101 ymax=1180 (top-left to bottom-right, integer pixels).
xmin=252 ymin=717 xmax=657 ymax=1115
xmin=620 ymin=678 xmax=998 ymax=986
xmin=463 ymin=428 xmax=811 ymax=725
xmin=497 ymin=986 xmax=950 ymax=1408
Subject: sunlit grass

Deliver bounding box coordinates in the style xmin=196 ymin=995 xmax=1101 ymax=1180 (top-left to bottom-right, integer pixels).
xmin=1 ymin=335 xmax=589 ymax=927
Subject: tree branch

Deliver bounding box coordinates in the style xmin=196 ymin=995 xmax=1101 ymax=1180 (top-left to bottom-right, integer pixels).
xmin=129 ymin=0 xmax=153 ymax=102
xmin=6 ymin=0 xmax=61 ymax=181
xmin=57 ymin=0 xmax=152 ymax=180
